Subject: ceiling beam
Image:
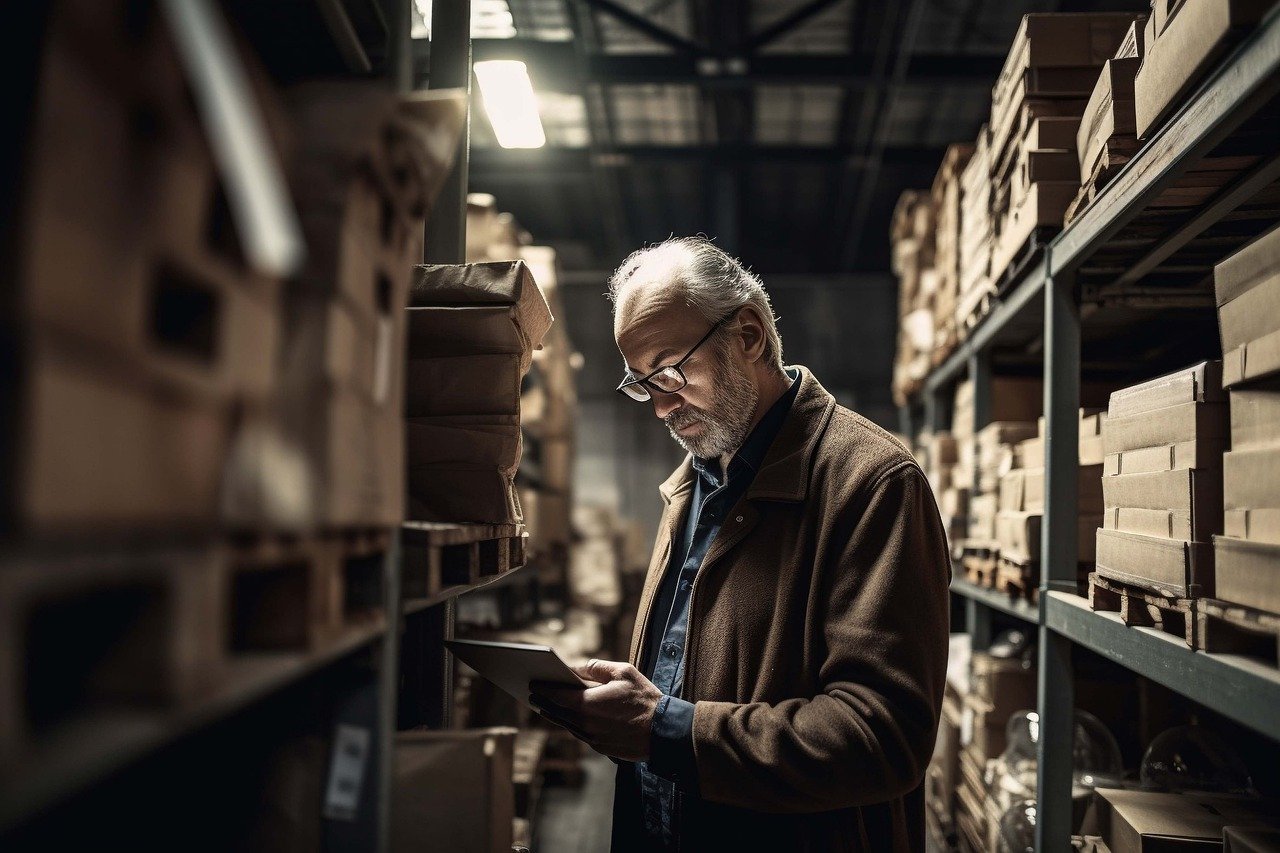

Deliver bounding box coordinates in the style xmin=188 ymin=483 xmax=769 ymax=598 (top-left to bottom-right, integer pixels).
xmin=415 ymin=39 xmax=1003 ymax=89
xmin=470 ymin=143 xmax=951 ymax=172
xmin=746 ymin=0 xmax=844 ymax=52
xmin=580 ymin=0 xmax=705 ymax=54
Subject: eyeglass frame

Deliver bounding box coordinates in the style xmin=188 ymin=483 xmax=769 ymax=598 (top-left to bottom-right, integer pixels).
xmin=614 ymin=309 xmax=739 ymax=401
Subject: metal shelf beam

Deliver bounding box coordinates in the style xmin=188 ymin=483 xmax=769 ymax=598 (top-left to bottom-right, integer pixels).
xmin=1046 ymin=592 xmax=1280 ymax=743
xmin=949 ymin=577 xmax=1037 ymax=623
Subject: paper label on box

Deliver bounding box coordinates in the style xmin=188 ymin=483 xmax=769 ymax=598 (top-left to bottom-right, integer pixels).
xmin=324 ymin=724 xmax=371 ymax=821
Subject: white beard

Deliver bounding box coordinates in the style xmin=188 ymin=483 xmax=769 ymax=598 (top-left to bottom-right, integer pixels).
xmin=664 ymin=341 xmax=758 ymax=460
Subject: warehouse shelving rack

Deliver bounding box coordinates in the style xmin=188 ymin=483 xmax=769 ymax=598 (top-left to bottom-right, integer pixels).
xmin=903 ymin=8 xmax=1280 ymax=850
xmin=0 ymin=2 xmax=521 ymax=851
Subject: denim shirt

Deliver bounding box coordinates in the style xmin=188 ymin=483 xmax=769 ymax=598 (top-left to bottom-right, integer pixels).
xmin=634 ymin=368 xmax=800 ymax=848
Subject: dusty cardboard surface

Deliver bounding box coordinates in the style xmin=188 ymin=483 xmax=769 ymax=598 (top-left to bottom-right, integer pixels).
xmin=1108 ymin=362 xmax=1224 ymax=418
xmin=1095 ymin=527 xmax=1213 ymax=595
xmin=1228 ymin=386 xmax=1280 ymax=450
xmin=1091 ymin=788 xmax=1280 ymax=853
xmin=1216 ymin=222 xmax=1280 ymax=306
xmin=1219 ymin=271 xmax=1280 ymax=353
xmin=1224 ymin=327 xmax=1280 ymax=389
xmin=1104 ymin=402 xmax=1229 ymax=454
xmin=1224 ymin=446 xmax=1280 ymax=510
xmin=1102 ymin=467 xmax=1222 ymax=541
xmin=1215 ymin=535 xmax=1280 ymax=610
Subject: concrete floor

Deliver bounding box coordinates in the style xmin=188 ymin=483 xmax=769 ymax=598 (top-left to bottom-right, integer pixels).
xmin=533 ymin=751 xmax=616 ymax=853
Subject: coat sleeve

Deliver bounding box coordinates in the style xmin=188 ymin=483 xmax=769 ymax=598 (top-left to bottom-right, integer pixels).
xmin=688 ymin=461 xmax=952 ymax=813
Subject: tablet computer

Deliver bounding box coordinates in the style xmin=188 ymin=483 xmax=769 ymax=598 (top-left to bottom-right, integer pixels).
xmin=445 ymin=639 xmax=591 ymax=706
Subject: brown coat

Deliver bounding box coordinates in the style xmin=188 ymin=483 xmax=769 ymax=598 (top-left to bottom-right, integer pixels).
xmin=619 ymin=365 xmax=951 ymax=852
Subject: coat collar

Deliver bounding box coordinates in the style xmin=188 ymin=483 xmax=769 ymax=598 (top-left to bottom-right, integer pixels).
xmin=657 ymin=364 xmax=836 ymax=505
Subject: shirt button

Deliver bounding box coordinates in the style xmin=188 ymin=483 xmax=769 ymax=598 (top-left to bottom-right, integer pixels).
xmin=735 ymin=515 xmax=744 ymax=522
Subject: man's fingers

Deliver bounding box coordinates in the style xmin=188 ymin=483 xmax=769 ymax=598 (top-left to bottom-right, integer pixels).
xmin=532 ymin=683 xmax=586 ymax=710
xmin=574 ymin=658 xmax=636 ymax=683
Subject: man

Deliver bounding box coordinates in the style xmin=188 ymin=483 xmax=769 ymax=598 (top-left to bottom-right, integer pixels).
xmin=532 ymin=237 xmax=950 ymax=851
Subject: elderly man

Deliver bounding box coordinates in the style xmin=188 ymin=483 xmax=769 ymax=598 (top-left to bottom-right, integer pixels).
xmin=532 ymin=237 xmax=950 ymax=851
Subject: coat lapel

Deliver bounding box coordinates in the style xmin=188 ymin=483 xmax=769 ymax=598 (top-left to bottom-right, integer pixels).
xmin=627 ymin=458 xmax=694 ymax=665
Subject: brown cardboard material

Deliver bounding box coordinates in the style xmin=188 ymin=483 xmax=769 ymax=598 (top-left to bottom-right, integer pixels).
xmin=970 ymin=653 xmax=1037 ymax=721
xmin=15 ymin=336 xmax=232 ymax=535
xmin=1104 ymin=402 xmax=1229 ymax=454
xmin=1219 ymin=269 xmax=1280 ymax=353
xmin=1077 ymin=58 xmax=1142 ymax=183
xmin=392 ymin=728 xmax=516 ymax=853
xmin=1224 ymin=826 xmax=1280 ymax=852
xmin=1108 ymin=362 xmax=1225 ymax=418
xmin=1023 ymin=465 xmax=1104 ymax=514
xmin=1215 ymin=222 xmax=1280 ymax=307
xmin=1114 ymin=18 xmax=1148 ymax=60
xmin=1133 ymin=0 xmax=1274 ymax=137
xmin=1095 ymin=528 xmax=1214 ymax=596
xmin=1224 ymin=326 xmax=1280 ymax=389
xmin=1228 ymin=385 xmax=1280 ymax=450
xmin=1224 ymin=507 xmax=1280 ymax=544
xmin=1103 ymin=439 xmax=1229 ymax=476
xmin=1102 ymin=468 xmax=1223 ymax=542
xmin=1106 ymin=506 xmax=1195 ymax=541
xmin=1224 ymin=446 xmax=1280 ymax=511
xmin=1089 ymin=788 xmax=1280 ymax=853
xmin=999 ymin=469 xmax=1027 ymax=512
xmin=405 ymin=419 xmax=522 ymax=473
xmin=1214 ymin=535 xmax=1280 ymax=611
xmin=410 ymin=261 xmax=553 ymax=368
xmin=404 ymin=353 xmax=522 ymax=418
xmin=968 ymin=493 xmax=998 ymax=542
xmin=406 ymin=464 xmax=521 ymax=524
xmin=1024 ymin=116 xmax=1084 ymax=151
xmin=996 ymin=509 xmax=1102 ymax=563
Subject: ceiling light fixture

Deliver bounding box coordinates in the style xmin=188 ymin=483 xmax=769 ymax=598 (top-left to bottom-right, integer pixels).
xmin=474 ymin=60 xmax=546 ymax=149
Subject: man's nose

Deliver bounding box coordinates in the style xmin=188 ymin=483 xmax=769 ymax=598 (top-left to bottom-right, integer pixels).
xmin=651 ymin=392 xmax=682 ymax=419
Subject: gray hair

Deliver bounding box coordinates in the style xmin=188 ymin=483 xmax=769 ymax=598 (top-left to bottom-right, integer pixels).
xmin=606 ymin=236 xmax=785 ymax=372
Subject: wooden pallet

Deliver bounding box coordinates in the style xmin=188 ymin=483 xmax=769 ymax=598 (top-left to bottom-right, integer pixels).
xmin=1088 ymin=572 xmax=1197 ymax=648
xmin=996 ymin=556 xmax=1038 ymax=603
xmin=957 ymin=286 xmax=996 ymax=337
xmin=0 ymin=532 xmax=391 ymax=793
xmin=962 ymin=550 xmax=999 ymax=589
xmin=400 ymin=522 xmax=527 ymax=603
xmin=1196 ymin=598 xmax=1280 ymax=665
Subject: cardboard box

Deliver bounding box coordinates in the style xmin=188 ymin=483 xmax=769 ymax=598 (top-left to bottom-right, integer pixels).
xmin=1224 ymin=446 xmax=1280 ymax=512
xmin=1095 ymin=528 xmax=1214 ymax=596
xmin=392 ymin=728 xmax=516 ymax=853
xmin=1224 ymin=826 xmax=1280 ymax=852
xmin=1077 ymin=58 xmax=1142 ymax=182
xmin=1087 ymin=788 xmax=1280 ymax=853
xmin=13 ymin=335 xmax=233 ymax=535
xmin=1223 ymin=326 xmax=1280 ymax=389
xmin=1104 ymin=439 xmax=1229 ymax=476
xmin=1106 ymin=506 xmax=1195 ymax=541
xmin=1228 ymin=386 xmax=1280 ymax=451
xmin=1215 ymin=222 xmax=1280 ymax=307
xmin=405 ymin=418 xmax=522 ymax=473
xmin=406 ymin=464 xmax=520 ymax=524
xmin=1114 ymin=18 xmax=1148 ymax=59
xmin=1023 ymin=464 xmax=1104 ymax=513
xmin=999 ymin=469 xmax=1027 ymax=512
xmin=1104 ymin=402 xmax=1229 ymax=454
xmin=960 ymin=694 xmax=1016 ymax=761
xmin=409 ymin=261 xmax=553 ymax=373
xmin=1102 ymin=468 xmax=1223 ymax=542
xmin=1219 ymin=270 xmax=1280 ymax=354
xmin=1214 ymin=535 xmax=1280 ymax=611
xmin=404 ymin=353 xmax=522 ymax=418
xmin=992 ymin=181 xmax=1078 ymax=277
xmin=1134 ymin=0 xmax=1275 ymax=137
xmin=968 ymin=493 xmax=998 ymax=542
xmin=970 ymin=652 xmax=1037 ymax=715
xmin=1108 ymin=362 xmax=1225 ymax=418
xmin=997 ymin=509 xmax=1102 ymax=563
xmin=1224 ymin=507 xmax=1280 ymax=544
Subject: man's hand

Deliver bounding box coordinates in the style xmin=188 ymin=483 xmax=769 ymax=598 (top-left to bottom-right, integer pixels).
xmin=530 ymin=659 xmax=663 ymax=762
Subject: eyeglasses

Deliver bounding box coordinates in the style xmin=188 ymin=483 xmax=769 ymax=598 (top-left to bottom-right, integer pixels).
xmin=615 ymin=311 xmax=737 ymax=402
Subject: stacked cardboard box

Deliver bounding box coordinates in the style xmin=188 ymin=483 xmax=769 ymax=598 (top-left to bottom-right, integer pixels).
xmin=922 ymin=432 xmax=967 ymax=550
xmin=3 ymin=5 xmax=295 ymax=539
xmin=1083 ymin=789 xmax=1280 ymax=853
xmin=279 ymin=84 xmax=467 ymax=529
xmin=930 ymin=144 xmax=975 ymax=364
xmin=1066 ymin=19 xmax=1146 ymax=223
xmin=956 ymin=126 xmax=995 ymax=335
xmin=1134 ymin=0 xmax=1275 ymax=139
xmin=956 ymin=652 xmax=1037 ymax=852
xmin=987 ymin=13 xmax=1142 ymax=284
xmin=517 ymin=245 xmax=579 ymax=560
xmin=1214 ymin=226 xmax=1280 ymax=616
xmin=405 ymin=261 xmax=552 ymax=524
xmin=891 ymin=191 xmax=938 ymax=406
xmin=1097 ymin=362 xmax=1227 ymax=598
xmin=996 ymin=410 xmax=1106 ymax=597
xmin=392 ymin=727 xmax=517 ymax=853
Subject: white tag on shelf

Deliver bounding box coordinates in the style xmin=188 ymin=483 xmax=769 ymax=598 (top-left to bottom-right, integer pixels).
xmin=323 ymin=724 xmax=371 ymax=821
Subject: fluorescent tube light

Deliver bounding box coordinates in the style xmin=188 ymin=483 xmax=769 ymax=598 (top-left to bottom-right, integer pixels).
xmin=474 ymin=60 xmax=546 ymax=149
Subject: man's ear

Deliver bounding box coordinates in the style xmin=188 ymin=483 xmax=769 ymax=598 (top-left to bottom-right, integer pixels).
xmin=736 ymin=306 xmax=768 ymax=363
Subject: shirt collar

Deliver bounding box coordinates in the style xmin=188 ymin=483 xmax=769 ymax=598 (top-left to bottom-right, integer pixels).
xmin=691 ymin=367 xmax=801 ymax=485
